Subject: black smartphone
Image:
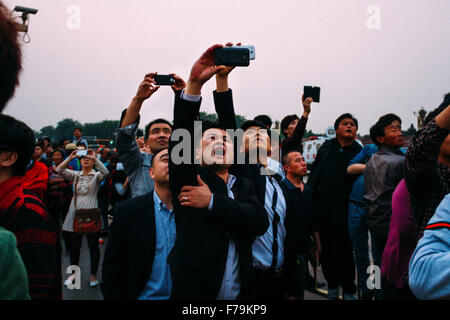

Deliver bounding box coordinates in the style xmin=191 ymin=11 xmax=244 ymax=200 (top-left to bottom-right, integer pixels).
xmin=214 ymin=47 xmax=250 ymax=67
xmin=136 ymin=129 xmax=144 ymax=138
xmin=154 ymin=75 xmax=176 ymax=86
xmin=304 ymin=86 xmax=321 ymax=103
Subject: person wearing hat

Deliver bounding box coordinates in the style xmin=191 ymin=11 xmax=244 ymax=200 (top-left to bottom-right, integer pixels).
xmin=306 ymin=113 xmax=362 ymax=299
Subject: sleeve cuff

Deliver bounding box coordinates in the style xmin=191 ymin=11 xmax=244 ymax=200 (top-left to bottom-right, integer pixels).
xmin=207 ymin=194 xmax=214 ymax=211
xmin=118 ymin=122 xmax=138 ymax=136
xmin=181 ymin=89 xmax=202 ymax=102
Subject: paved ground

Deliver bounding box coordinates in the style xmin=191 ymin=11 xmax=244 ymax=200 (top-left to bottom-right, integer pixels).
xmin=62 ymin=237 xmax=105 ymax=300
xmin=62 ymin=237 xmax=331 ymax=300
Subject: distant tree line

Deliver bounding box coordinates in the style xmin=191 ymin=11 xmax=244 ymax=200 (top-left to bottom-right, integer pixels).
xmin=38 ymin=118 xmax=120 ymax=143
xmin=37 ymin=112 xmax=250 ymax=143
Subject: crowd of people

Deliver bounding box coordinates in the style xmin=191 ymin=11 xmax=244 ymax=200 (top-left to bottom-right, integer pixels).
xmin=0 ymin=2 xmax=449 ymax=301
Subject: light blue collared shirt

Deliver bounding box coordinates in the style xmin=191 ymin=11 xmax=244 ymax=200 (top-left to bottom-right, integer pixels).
xmin=207 ymin=174 xmax=241 ymax=300
xmin=252 ymin=176 xmax=286 ymax=270
xmin=138 ymin=191 xmax=176 ymax=300
xmin=409 ymin=193 xmax=450 ymax=300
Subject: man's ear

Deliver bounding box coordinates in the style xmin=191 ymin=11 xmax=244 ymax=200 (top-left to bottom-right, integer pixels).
xmin=376 ymin=136 xmax=385 ymax=145
xmin=0 ymin=152 xmax=18 ymax=168
xmin=149 ymin=167 xmax=155 ymax=180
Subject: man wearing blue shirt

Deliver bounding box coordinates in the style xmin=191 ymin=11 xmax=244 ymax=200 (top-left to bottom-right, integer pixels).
xmin=102 ymin=148 xmax=175 ymax=300
xmin=116 ymin=73 xmax=185 ymax=198
xmin=72 ymin=128 xmax=88 ymax=149
xmin=347 ymin=143 xmax=378 ymax=299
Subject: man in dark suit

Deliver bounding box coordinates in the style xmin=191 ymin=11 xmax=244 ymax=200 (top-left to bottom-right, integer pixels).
xmin=167 ymin=44 xmax=269 ymax=300
xmin=101 ymin=148 xmax=175 ymax=300
xmin=211 ymin=56 xmax=308 ymax=300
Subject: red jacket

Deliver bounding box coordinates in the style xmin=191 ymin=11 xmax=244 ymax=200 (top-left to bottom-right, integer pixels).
xmin=23 ymin=160 xmax=49 ymax=200
xmin=0 ymin=176 xmax=61 ymax=300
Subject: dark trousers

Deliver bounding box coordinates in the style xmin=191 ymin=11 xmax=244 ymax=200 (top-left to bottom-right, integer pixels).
xmin=69 ymin=232 xmax=100 ymax=275
xmin=98 ymin=192 xmax=109 ymax=234
xmin=371 ymin=233 xmax=388 ymax=265
xmin=297 ymin=254 xmax=308 ymax=300
xmin=317 ymin=202 xmax=357 ymax=294
xmin=253 ymin=269 xmax=285 ymax=300
xmin=382 ymin=277 xmax=416 ymax=300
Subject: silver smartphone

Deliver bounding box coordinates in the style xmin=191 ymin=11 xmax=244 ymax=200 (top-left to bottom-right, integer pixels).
xmin=76 ymin=150 xmax=88 ymax=157
xmin=235 ymin=45 xmax=255 ymax=60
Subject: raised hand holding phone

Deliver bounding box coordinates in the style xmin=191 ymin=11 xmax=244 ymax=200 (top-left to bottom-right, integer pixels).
xmin=169 ymin=73 xmax=186 ymax=93
xmin=185 ymin=44 xmax=227 ymax=95
xmin=135 ymin=73 xmax=160 ymax=102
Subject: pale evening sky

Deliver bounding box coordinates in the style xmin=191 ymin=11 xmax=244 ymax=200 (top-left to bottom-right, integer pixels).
xmin=3 ymin=0 xmax=450 ymax=135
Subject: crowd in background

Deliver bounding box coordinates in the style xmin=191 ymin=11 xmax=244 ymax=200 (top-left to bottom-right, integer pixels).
xmin=0 ymin=2 xmax=449 ymax=301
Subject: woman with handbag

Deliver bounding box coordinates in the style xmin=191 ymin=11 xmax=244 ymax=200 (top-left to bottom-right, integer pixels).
xmin=56 ymin=149 xmax=109 ymax=288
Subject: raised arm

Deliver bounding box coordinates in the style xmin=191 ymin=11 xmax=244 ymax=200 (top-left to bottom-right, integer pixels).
xmin=214 ymin=42 xmax=239 ymax=130
xmin=405 ymin=104 xmax=450 ymax=189
xmin=282 ymin=95 xmax=312 ymax=152
xmin=169 ymin=44 xmax=227 ymax=196
xmin=116 ymin=75 xmax=159 ymax=176
xmin=56 ymin=150 xmax=78 ymax=182
xmin=120 ymin=73 xmax=159 ymax=129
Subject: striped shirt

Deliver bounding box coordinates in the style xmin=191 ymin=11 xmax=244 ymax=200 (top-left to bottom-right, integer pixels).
xmin=0 ymin=176 xmax=61 ymax=300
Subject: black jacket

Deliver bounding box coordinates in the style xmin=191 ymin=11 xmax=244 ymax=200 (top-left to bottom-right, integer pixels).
xmin=213 ymin=89 xmax=306 ymax=297
xmin=101 ymin=192 xmax=157 ymax=300
xmin=168 ymin=91 xmax=269 ymax=300
xmin=308 ymin=138 xmax=362 ymax=201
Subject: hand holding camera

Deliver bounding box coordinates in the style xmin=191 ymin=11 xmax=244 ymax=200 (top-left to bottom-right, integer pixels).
xmin=168 ymin=73 xmax=186 ymax=93
xmin=215 ymin=42 xmax=241 ymax=79
xmin=301 ymin=94 xmax=313 ymax=118
xmin=185 ymin=44 xmax=227 ymax=95
xmin=134 ymin=73 xmax=160 ymax=102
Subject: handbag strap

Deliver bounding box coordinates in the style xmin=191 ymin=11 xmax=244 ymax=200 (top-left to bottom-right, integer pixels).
xmin=74 ymin=175 xmax=79 ymax=210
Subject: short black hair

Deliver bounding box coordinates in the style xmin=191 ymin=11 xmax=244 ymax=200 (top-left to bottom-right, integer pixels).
xmin=201 ymin=120 xmax=228 ymax=134
xmin=334 ymin=113 xmax=359 ymax=131
xmin=424 ymin=92 xmax=450 ymax=126
xmin=240 ymin=120 xmax=266 ymax=132
xmin=42 ymin=137 xmax=51 ymax=145
xmin=108 ymin=152 xmax=119 ymax=164
xmin=369 ymin=113 xmax=402 ymax=146
xmin=281 ymin=139 xmax=303 ymax=156
xmin=254 ymin=115 xmax=272 ymax=128
xmin=36 ymin=141 xmax=45 ymax=150
xmin=51 ymin=148 xmax=66 ymax=159
xmin=280 ymin=115 xmax=300 ymax=136
xmin=73 ymin=127 xmax=83 ymax=133
xmin=0 ymin=2 xmax=22 ymax=113
xmin=0 ymin=114 xmax=35 ymax=176
xmin=145 ymin=119 xmax=173 ymax=140
xmin=151 ymin=148 xmax=169 ymax=167
xmin=281 ymin=149 xmax=306 ymax=167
